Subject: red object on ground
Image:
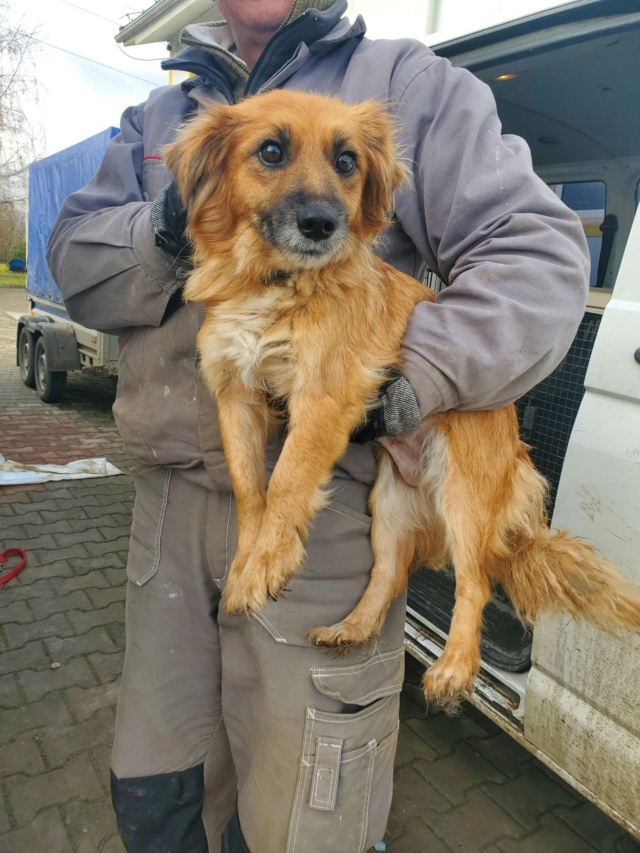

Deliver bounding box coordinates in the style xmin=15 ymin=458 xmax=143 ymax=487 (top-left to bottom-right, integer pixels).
xmin=0 ymin=549 xmax=27 ymax=585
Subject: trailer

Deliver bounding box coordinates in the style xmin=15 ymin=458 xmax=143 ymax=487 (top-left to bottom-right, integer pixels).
xmin=17 ymin=128 xmax=120 ymax=402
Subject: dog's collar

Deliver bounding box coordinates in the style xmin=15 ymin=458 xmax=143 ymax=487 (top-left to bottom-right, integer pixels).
xmin=261 ymin=269 xmax=294 ymax=286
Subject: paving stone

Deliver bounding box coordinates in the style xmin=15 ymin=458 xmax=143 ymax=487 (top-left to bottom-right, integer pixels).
xmin=105 ymin=621 xmax=126 ymax=652
xmin=50 ymin=570 xmax=110 ymax=595
xmin=101 ymin=836 xmax=126 ymax=853
xmin=0 ymin=692 xmax=72 ymax=739
xmin=406 ymin=707 xmax=493 ymax=758
xmin=0 ymin=792 xmax=10 ymax=835
xmin=0 ymin=732 xmax=46 ymax=779
xmin=3 ymin=612 xmax=74 ymax=650
xmin=19 ymin=657 xmax=97 ymax=703
xmin=86 ymin=585 xmax=127 ymax=609
xmin=0 ymin=579 xmax=53 ymax=604
xmin=399 ymin=690 xmax=426 ymax=722
xmin=4 ymin=752 xmax=104 ymax=827
xmin=415 ymin=742 xmax=507 ymax=806
xmin=26 ymin=545 xmax=89 ymax=571
xmin=556 ymin=803 xmax=635 ymax=850
xmin=469 ymin=730 xmax=534 ymax=780
xmin=0 ymin=640 xmax=49 ymax=675
xmin=387 ymin=817 xmax=450 ymax=853
xmin=66 ymin=601 xmax=125 ymax=634
xmin=64 ymin=680 xmax=120 ymax=723
xmin=85 ymin=536 xmax=131 ymax=557
xmin=44 ymin=626 xmax=116 ymax=664
xmin=483 ymin=762 xmax=578 ymax=832
xmin=40 ymin=707 xmax=115 ymax=768
xmin=61 ymin=798 xmax=120 ymax=853
xmin=1 ymin=600 xmax=32 ymax=625
xmin=91 ymin=743 xmax=115 ymax=796
xmin=0 ymin=807 xmax=72 ymax=852
xmin=104 ymin=567 xmax=128 ymax=587
xmin=0 ymin=674 xmax=23 ymax=709
xmin=38 ymin=506 xmax=89 ymax=524
xmin=430 ymin=787 xmax=524 ymax=850
xmin=87 ymin=651 xmax=125 ymax=684
xmin=29 ymin=589 xmax=93 ymax=621
xmin=395 ymin=720 xmax=437 ymax=767
xmin=53 ymin=528 xmax=106 ymax=549
xmin=498 ymin=812 xmax=598 ymax=852
xmin=387 ymin=765 xmax=452 ymax=840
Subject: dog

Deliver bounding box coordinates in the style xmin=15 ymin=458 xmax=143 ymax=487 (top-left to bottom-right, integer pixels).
xmin=163 ymin=89 xmax=640 ymax=706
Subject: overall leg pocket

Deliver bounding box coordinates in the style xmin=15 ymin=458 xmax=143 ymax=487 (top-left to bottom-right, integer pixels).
xmin=286 ymin=648 xmax=404 ymax=853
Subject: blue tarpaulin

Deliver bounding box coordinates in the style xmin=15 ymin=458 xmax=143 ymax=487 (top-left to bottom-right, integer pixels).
xmin=27 ymin=127 xmax=119 ymax=306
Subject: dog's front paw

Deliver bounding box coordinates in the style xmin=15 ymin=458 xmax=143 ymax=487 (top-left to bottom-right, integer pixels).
xmin=245 ymin=528 xmax=305 ymax=602
xmin=224 ymin=574 xmax=269 ymax=615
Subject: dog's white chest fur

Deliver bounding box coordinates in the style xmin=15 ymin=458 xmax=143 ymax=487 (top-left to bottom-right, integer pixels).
xmin=198 ymin=288 xmax=297 ymax=394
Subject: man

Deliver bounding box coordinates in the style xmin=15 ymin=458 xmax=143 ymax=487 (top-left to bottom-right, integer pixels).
xmin=47 ymin=1 xmax=589 ymax=851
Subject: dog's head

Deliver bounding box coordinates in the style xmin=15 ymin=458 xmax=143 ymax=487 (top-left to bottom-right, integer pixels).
xmin=163 ymin=90 xmax=406 ymax=274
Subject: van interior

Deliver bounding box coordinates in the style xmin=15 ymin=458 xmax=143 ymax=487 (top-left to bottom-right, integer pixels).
xmin=410 ymin=0 xmax=640 ymax=695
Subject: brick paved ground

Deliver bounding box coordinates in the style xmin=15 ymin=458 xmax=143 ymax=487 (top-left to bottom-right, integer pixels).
xmin=1 ymin=303 xmax=639 ymax=853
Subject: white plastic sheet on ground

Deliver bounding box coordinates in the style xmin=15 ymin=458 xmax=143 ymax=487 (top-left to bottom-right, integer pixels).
xmin=0 ymin=454 xmax=122 ymax=485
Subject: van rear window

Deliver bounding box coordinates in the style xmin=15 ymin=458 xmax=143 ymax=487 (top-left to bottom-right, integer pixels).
xmin=549 ymin=181 xmax=606 ymax=287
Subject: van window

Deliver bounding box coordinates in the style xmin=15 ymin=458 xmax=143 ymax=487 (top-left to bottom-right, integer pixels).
xmin=549 ymin=181 xmax=606 ymax=286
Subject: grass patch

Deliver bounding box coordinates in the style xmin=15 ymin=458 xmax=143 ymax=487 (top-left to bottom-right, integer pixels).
xmin=0 ymin=262 xmax=26 ymax=288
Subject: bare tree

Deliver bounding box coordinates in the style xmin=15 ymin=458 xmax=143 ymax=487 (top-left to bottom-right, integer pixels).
xmin=0 ymin=0 xmax=44 ymax=208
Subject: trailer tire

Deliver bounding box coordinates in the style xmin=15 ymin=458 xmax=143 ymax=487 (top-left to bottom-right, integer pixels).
xmin=18 ymin=327 xmax=36 ymax=388
xmin=34 ymin=337 xmax=67 ymax=403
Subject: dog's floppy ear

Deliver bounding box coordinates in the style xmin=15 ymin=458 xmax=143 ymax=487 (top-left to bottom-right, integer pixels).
xmin=352 ymin=101 xmax=408 ymax=235
xmin=162 ymin=102 xmax=238 ymax=209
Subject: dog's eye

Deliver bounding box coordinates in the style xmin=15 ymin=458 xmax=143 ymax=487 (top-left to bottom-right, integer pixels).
xmin=336 ymin=151 xmax=357 ymax=176
xmin=259 ymin=141 xmax=284 ymax=166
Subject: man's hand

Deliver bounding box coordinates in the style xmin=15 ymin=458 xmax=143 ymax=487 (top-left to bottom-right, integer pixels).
xmin=350 ymin=372 xmax=424 ymax=487
xmin=150 ymin=181 xmax=191 ymax=259
xmin=350 ymin=372 xmax=420 ymax=444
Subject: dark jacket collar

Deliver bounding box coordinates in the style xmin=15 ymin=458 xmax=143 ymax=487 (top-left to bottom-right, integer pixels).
xmin=162 ymin=0 xmax=365 ymax=101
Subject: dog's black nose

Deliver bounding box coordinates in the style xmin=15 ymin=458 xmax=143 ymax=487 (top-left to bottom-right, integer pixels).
xmin=296 ymin=204 xmax=338 ymax=242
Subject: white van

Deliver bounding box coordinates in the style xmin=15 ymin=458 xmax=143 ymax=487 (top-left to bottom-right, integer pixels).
xmin=403 ymin=0 xmax=640 ymax=837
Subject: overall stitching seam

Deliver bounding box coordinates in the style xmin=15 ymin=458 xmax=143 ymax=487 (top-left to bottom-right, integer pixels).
xmin=320 ymin=684 xmax=401 ymax=705
xmin=136 ymin=468 xmax=172 ymax=586
xmin=288 ymin=709 xmax=316 ymax=853
xmin=359 ymin=744 xmax=377 ymax=853
xmin=311 ymin=647 xmax=403 ymax=677
xmin=311 ymin=767 xmax=334 ymax=807
xmin=325 ymin=505 xmax=370 ymax=527
xmin=311 ymin=695 xmax=394 ymax=726
xmin=252 ymin=612 xmax=289 ymax=644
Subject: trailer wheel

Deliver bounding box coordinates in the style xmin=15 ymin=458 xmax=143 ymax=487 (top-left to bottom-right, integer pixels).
xmin=34 ymin=337 xmax=67 ymax=403
xmin=18 ymin=327 xmax=36 ymax=388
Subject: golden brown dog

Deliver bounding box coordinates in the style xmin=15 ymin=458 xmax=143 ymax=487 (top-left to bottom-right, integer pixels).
xmin=164 ymin=89 xmax=640 ymax=705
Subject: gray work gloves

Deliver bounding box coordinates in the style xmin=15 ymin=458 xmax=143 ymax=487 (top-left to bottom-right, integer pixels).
xmin=150 ymin=182 xmax=191 ymax=259
xmin=351 ymin=373 xmax=421 ymax=443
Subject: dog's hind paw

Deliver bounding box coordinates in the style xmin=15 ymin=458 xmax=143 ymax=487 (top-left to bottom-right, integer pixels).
xmin=422 ymin=655 xmax=477 ymax=709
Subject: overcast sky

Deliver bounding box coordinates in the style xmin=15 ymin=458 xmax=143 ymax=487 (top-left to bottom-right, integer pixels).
xmin=13 ymin=0 xmax=169 ymax=158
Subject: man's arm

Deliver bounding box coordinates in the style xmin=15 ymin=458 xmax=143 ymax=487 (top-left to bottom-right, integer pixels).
xmin=393 ymin=57 xmax=590 ymax=417
xmin=47 ymin=96 xmax=186 ymax=333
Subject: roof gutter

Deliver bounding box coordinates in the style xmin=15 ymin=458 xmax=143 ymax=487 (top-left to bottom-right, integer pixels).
xmin=116 ymin=0 xmax=217 ymax=46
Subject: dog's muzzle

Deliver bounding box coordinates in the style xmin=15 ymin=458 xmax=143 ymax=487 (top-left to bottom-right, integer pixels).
xmin=260 ymin=193 xmax=348 ymax=265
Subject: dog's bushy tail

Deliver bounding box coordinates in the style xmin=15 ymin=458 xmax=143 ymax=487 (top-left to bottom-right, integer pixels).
xmin=502 ymin=528 xmax=640 ymax=632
